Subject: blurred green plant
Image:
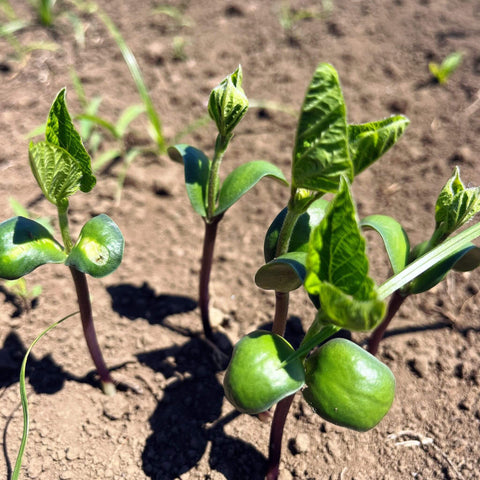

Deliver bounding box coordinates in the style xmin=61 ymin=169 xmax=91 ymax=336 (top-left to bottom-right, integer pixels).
xmin=429 ymin=52 xmax=463 ymax=84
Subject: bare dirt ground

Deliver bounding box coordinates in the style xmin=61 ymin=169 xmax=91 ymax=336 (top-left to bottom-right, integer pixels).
xmin=1 ymin=1 xmax=480 ymax=479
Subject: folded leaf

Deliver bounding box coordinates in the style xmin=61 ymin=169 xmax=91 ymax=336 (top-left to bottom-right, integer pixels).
xmin=65 ymin=214 xmax=124 ymax=278
xmin=255 ymin=252 xmax=307 ymax=292
xmin=348 ymin=115 xmax=410 ymax=175
xmin=216 ymin=160 xmax=288 ymax=216
xmin=168 ymin=144 xmax=210 ymax=217
xmin=305 ymin=177 xmax=385 ymax=331
xmin=292 ymin=63 xmax=351 ymax=193
xmin=46 ymin=88 xmax=96 ymax=194
xmin=0 ymin=217 xmax=66 ymax=280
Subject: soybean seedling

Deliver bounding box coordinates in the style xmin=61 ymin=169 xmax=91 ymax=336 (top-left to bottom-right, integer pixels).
xmin=222 ymin=63 xmax=480 ymax=479
xmin=429 ymin=51 xmax=463 ymax=84
xmin=168 ymin=66 xmax=288 ymax=342
xmin=0 ymin=88 xmax=124 ymax=395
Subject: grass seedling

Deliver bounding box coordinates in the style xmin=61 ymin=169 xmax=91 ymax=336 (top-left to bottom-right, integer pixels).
xmin=429 ymin=51 xmax=463 ymax=84
xmin=91 ymin=3 xmax=167 ymax=153
xmin=168 ymin=66 xmax=288 ymax=342
xmin=0 ymin=88 xmax=124 ymax=395
xmin=221 ymin=63 xmax=480 ymax=479
xmin=11 ymin=311 xmax=78 ymax=480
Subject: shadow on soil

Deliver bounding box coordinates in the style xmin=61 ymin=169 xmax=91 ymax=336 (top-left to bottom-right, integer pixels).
xmin=138 ymin=336 xmax=267 ymax=480
xmin=107 ymin=282 xmax=197 ymax=325
xmin=0 ymin=331 xmax=107 ymax=394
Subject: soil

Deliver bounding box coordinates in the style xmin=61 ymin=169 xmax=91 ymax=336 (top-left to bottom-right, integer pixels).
xmin=1 ymin=1 xmax=480 ymax=479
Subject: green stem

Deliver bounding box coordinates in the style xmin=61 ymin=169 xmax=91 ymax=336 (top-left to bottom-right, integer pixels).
xmin=57 ymin=200 xmax=73 ymax=253
xmin=271 ymin=206 xmax=302 ymax=336
xmin=206 ymin=134 xmax=230 ymax=220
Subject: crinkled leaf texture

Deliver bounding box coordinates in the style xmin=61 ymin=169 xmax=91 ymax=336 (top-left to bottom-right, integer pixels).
xmin=29 ymin=142 xmax=84 ymax=205
xmin=65 ymin=214 xmax=124 ymax=278
xmin=292 ymin=63 xmax=352 ymax=193
xmin=168 ymin=144 xmax=210 ymax=218
xmin=435 ymin=167 xmax=480 ymax=236
xmin=348 ymin=115 xmax=410 ymax=176
xmin=255 ymin=252 xmax=307 ymax=293
xmin=46 ymin=88 xmax=96 ymax=193
xmin=305 ymin=177 xmax=385 ymax=331
xmin=0 ymin=216 xmax=66 ymax=280
xmin=216 ymin=160 xmax=288 ymax=216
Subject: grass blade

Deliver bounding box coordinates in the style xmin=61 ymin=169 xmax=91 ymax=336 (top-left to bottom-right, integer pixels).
xmin=12 ymin=311 xmax=78 ymax=480
xmin=95 ymin=7 xmax=166 ymax=152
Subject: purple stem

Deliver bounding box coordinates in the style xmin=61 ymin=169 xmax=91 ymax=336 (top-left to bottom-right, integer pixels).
xmin=199 ymin=216 xmax=222 ymax=342
xmin=266 ymin=393 xmax=295 ymax=480
xmin=367 ymin=290 xmax=407 ymax=356
xmin=69 ymin=266 xmax=116 ymax=395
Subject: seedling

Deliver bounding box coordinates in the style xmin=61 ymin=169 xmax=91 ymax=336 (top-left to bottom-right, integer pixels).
xmin=221 ymin=63 xmax=480 ymax=479
xmin=168 ymin=66 xmax=288 ymax=342
xmin=429 ymin=51 xmax=463 ymax=84
xmin=0 ymin=88 xmax=124 ymax=395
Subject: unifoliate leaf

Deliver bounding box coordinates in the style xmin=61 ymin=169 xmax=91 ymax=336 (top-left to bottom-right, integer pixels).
xmin=168 ymin=144 xmax=211 ymax=217
xmin=360 ymin=215 xmax=410 ymax=274
xmin=264 ymin=198 xmax=329 ymax=263
xmin=45 ymin=88 xmax=96 ymax=193
xmin=292 ymin=63 xmax=351 ymax=193
xmin=304 ymin=177 xmax=385 ymax=331
xmin=215 ymin=161 xmax=288 ymax=216
xmin=255 ymin=252 xmax=307 ymax=292
xmin=435 ymin=167 xmax=480 ymax=236
xmin=65 ymin=214 xmax=124 ymax=278
xmin=29 ymin=142 xmax=84 ymax=205
xmin=0 ymin=217 xmax=66 ymax=280
xmin=409 ymin=244 xmax=475 ymax=294
xmin=348 ymin=116 xmax=410 ymax=175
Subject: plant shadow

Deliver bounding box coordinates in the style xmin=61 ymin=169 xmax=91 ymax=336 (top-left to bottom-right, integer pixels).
xmin=107 ymin=282 xmax=197 ymax=326
xmin=138 ymin=336 xmax=267 ymax=480
xmin=0 ymin=331 xmax=105 ymax=394
xmin=0 ymin=285 xmax=39 ymax=318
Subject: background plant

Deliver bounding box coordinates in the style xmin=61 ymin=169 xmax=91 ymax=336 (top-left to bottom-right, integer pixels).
xmin=429 ymin=51 xmax=463 ymax=84
xmin=168 ymin=66 xmax=288 ymax=343
xmin=0 ymin=88 xmax=124 ymax=395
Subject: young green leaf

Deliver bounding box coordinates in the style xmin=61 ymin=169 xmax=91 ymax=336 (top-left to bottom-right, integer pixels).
xmin=255 ymin=251 xmax=307 ymax=292
xmin=0 ymin=217 xmax=66 ymax=280
xmin=360 ymin=215 xmax=410 ymax=274
xmin=429 ymin=52 xmax=463 ymax=84
xmin=46 ymin=88 xmax=96 ymax=194
xmin=305 ymin=177 xmax=385 ymax=331
xmin=168 ymin=144 xmax=211 ymax=217
xmin=292 ymin=63 xmax=351 ymax=193
xmin=435 ymin=167 xmax=480 ymax=237
xmin=348 ymin=116 xmax=410 ymax=175
xmin=208 ymin=65 xmax=249 ymax=138
xmin=65 ymin=214 xmax=124 ymax=278
xmin=215 ymin=160 xmax=288 ymax=216
xmin=28 ymin=142 xmax=84 ymax=205
xmin=264 ymin=198 xmax=329 ymax=263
